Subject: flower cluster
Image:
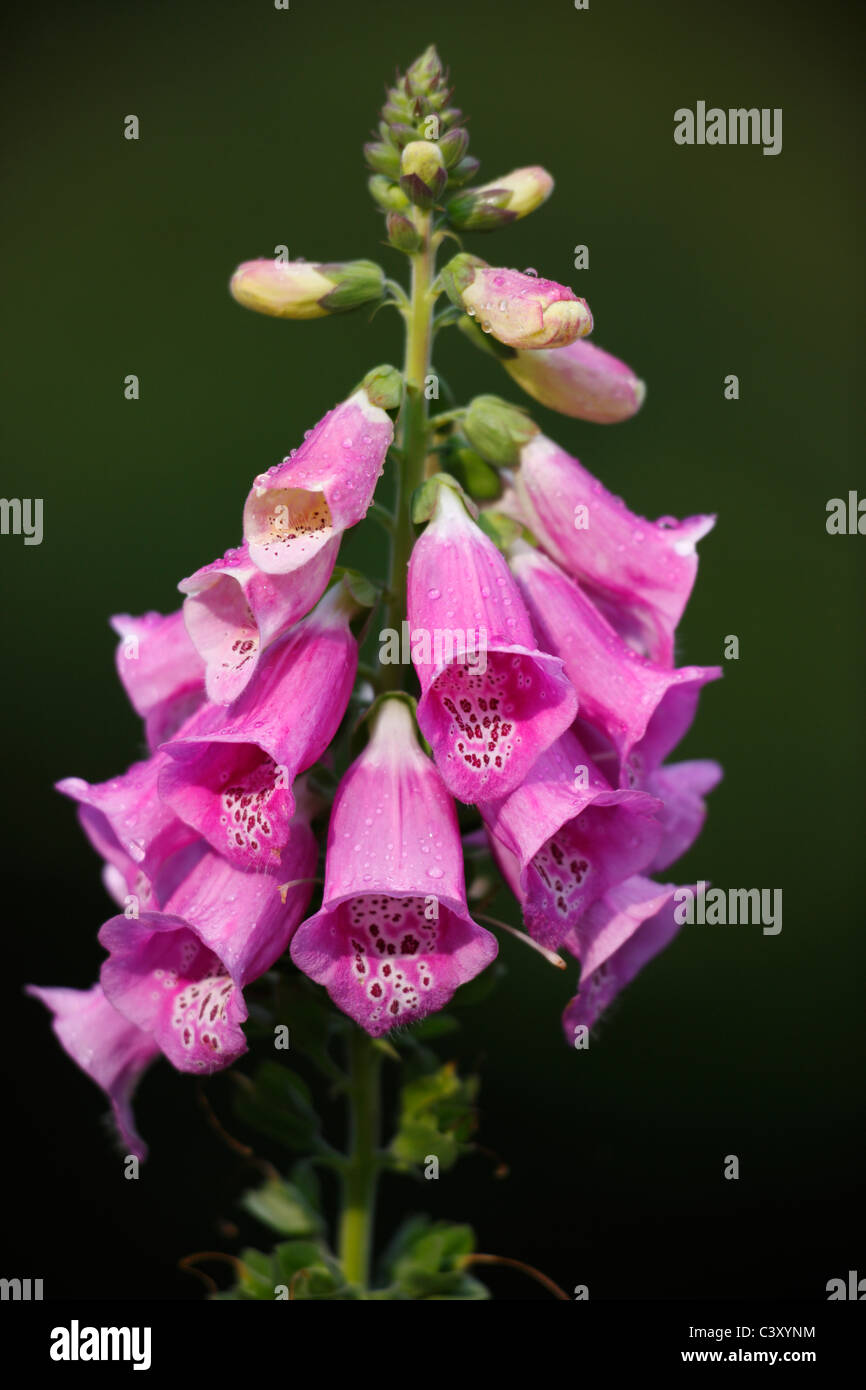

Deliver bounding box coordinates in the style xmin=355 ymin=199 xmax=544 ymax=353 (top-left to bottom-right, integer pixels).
xmin=30 ymin=46 xmax=720 ymax=1158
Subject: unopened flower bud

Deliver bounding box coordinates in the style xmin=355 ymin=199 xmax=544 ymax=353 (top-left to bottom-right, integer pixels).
xmin=386 ymin=211 xmax=423 ymax=254
xmin=505 ymin=338 xmax=646 ymax=424
xmin=364 ymin=141 xmax=401 ymax=179
xmin=449 ymin=155 xmax=481 ymax=187
xmin=230 ymin=258 xmax=384 ymax=320
xmin=368 ymin=175 xmax=410 ymax=212
xmin=438 ymin=127 xmax=470 ymax=168
xmin=359 ymin=363 xmax=403 ymax=411
xmin=441 ymin=254 xmax=592 ymax=351
xmin=447 ymin=166 xmax=554 ymax=232
xmin=399 ymin=140 xmax=447 ymax=209
xmin=463 ymin=395 xmax=539 ymax=468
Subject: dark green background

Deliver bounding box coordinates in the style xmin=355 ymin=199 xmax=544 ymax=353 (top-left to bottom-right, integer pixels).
xmin=2 ymin=0 xmax=863 ymax=1299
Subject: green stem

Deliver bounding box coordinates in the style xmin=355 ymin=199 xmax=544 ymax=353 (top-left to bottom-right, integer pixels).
xmin=382 ymin=209 xmax=436 ymax=689
xmin=338 ymin=1028 xmax=383 ymax=1292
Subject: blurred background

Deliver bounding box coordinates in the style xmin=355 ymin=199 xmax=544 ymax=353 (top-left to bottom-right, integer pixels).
xmin=1 ymin=0 xmax=863 ymax=1299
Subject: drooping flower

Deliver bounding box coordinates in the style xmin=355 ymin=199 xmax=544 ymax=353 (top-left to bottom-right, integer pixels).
xmin=408 ymin=483 xmax=577 ymax=803
xmin=160 ymin=583 xmax=359 ymax=869
xmin=571 ymin=719 xmax=723 ymax=874
xmin=242 ymin=387 xmax=394 ymax=575
xmin=99 ymin=800 xmax=317 ymax=1074
xmin=441 ymin=254 xmax=592 ymax=350
xmin=504 ymin=337 xmax=646 ymax=424
xmin=291 ymin=697 xmax=497 ymax=1037
xmin=515 ymin=435 xmax=715 ymax=665
xmin=509 ymin=542 xmax=720 ymax=783
xmin=179 ymin=535 xmax=339 ymax=704
xmin=479 ymin=730 xmax=664 ymax=949
xmin=110 ymin=609 xmax=206 ymax=749
xmin=56 ymin=755 xmax=201 ymax=911
xmin=561 ymin=875 xmax=683 ymax=1037
xmin=230 ymin=258 xmax=385 ymax=319
xmin=25 ymin=983 xmax=158 ymax=1159
xmin=446 ymin=166 xmax=554 ymax=232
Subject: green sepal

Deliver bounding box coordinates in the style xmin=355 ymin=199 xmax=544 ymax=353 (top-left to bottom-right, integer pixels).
xmin=389 ymin=1061 xmax=479 ymax=1171
xmin=410 ymin=471 xmax=475 ymax=524
xmin=232 ymin=1061 xmax=321 ymax=1152
xmin=240 ymin=1175 xmax=325 ymax=1238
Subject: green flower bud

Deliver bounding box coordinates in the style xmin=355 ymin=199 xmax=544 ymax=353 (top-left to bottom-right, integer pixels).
xmin=439 ymin=127 xmax=470 ymax=169
xmin=463 ymin=395 xmax=539 ymax=468
xmin=368 ymin=175 xmax=410 ymax=212
xmin=399 ymin=140 xmax=447 ymax=209
xmin=448 ymin=155 xmax=481 ymax=188
xmin=359 ymin=364 xmax=403 ymax=411
xmin=386 ymin=211 xmax=423 ymax=254
xmin=364 ymin=141 xmax=401 ymax=179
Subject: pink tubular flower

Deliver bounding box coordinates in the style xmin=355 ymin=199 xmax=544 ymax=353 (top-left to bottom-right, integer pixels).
xmin=159 ymin=584 xmax=358 ymax=870
xmin=561 ymin=875 xmax=683 ymax=1037
xmin=291 ymin=697 xmax=497 ymax=1037
xmin=99 ymin=807 xmax=317 ymax=1075
xmin=510 ymin=542 xmax=721 ymax=782
xmin=442 ymin=254 xmax=593 ymax=350
xmin=25 ymin=983 xmax=158 ymax=1159
xmin=111 ymin=609 xmax=206 ymax=749
xmin=479 ymin=730 xmax=664 ymax=950
xmin=179 ymin=535 xmax=339 ymax=704
xmin=56 ymin=755 xmax=200 ymax=910
xmin=504 ymin=338 xmax=646 ymax=424
xmin=408 ymin=484 xmax=577 ymax=803
xmin=516 ymin=434 xmax=715 ymax=665
xmin=242 ymin=388 xmax=394 ymax=575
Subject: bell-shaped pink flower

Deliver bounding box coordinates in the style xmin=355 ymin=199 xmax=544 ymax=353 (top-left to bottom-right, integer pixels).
xmin=290 ymin=697 xmax=497 ymax=1037
xmin=516 ymin=435 xmax=715 ymax=665
xmin=242 ymin=387 xmax=393 ymax=575
xmin=562 ymin=875 xmax=683 ymax=1036
xmin=479 ymin=730 xmax=664 ymax=949
xmin=179 ymin=535 xmax=339 ymax=704
xmin=26 ymin=983 xmax=158 ymax=1159
xmin=505 ymin=338 xmax=646 ymax=424
xmin=644 ymin=759 xmax=722 ymax=873
xmin=111 ymin=609 xmax=206 ymax=749
xmin=408 ymin=484 xmax=577 ymax=803
xmin=572 ymin=719 xmax=723 ymax=874
xmin=57 ymin=755 xmax=201 ymax=911
xmin=442 ymin=254 xmax=593 ymax=350
xmin=510 ymin=542 xmax=720 ymax=781
xmin=99 ymin=804 xmax=317 ymax=1074
xmin=160 ymin=584 xmax=358 ymax=870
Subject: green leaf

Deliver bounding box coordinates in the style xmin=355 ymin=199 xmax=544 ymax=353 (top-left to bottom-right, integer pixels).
xmin=240 ymin=1176 xmax=324 ymax=1237
xmin=274 ymin=1241 xmax=354 ymax=1300
xmin=383 ymin=1218 xmax=490 ymax=1300
xmin=233 ymin=1061 xmax=321 ymax=1152
xmin=389 ymin=1062 xmax=479 ymax=1170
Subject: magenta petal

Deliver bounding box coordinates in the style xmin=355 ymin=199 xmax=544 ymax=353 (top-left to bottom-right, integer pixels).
xmin=26 ymin=983 xmax=157 ymax=1158
xmin=562 ymin=875 xmax=682 ymax=1036
xmin=409 ymin=486 xmax=577 ymax=803
xmin=480 ymin=731 xmax=663 ymax=949
xmin=243 ymin=389 xmax=393 ymax=575
xmin=57 ymin=754 xmax=200 ymax=904
xmin=291 ymin=698 xmax=497 ymax=1036
xmin=517 ymin=435 xmax=715 ymax=665
xmin=179 ymin=535 xmax=339 ymax=704
xmin=510 ymin=543 xmax=720 ymax=777
xmin=160 ymin=586 xmax=357 ymax=869
xmin=111 ymin=609 xmax=206 ymax=748
xmin=645 ymin=759 xmax=723 ymax=872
